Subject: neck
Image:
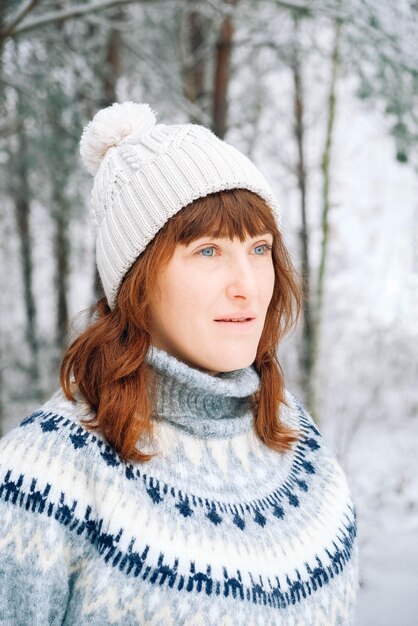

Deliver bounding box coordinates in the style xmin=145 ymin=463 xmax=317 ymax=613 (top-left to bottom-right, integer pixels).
xmin=145 ymin=346 xmax=261 ymax=438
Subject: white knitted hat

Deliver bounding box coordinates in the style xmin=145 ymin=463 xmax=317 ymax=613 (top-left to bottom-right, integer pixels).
xmin=80 ymin=101 xmax=281 ymax=308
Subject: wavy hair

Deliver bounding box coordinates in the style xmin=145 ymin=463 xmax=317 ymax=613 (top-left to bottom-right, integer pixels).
xmin=61 ymin=189 xmax=302 ymax=462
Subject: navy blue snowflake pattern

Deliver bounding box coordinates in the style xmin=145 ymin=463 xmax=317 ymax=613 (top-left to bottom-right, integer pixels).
xmin=2 ymin=402 xmax=358 ymax=610
xmin=16 ymin=396 xmax=322 ymax=531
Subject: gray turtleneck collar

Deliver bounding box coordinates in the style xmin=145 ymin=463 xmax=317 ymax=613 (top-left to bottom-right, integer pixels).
xmin=145 ymin=345 xmax=261 ymax=439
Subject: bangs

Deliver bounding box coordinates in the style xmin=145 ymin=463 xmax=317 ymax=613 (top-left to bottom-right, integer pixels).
xmin=168 ymin=189 xmax=278 ymax=245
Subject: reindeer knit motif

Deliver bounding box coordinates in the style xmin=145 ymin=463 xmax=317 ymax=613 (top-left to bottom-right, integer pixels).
xmin=0 ymin=346 xmax=358 ymax=625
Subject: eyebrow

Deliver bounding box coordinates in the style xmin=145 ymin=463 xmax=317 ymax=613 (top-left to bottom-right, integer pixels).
xmin=191 ymin=232 xmax=273 ymax=243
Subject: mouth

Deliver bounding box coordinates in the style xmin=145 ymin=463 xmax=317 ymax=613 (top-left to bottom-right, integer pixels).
xmin=215 ymin=318 xmax=253 ymax=322
xmin=214 ymin=316 xmax=256 ymax=328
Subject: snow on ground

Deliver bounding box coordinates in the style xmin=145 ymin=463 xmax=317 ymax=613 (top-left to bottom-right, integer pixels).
xmin=343 ymin=419 xmax=418 ymax=626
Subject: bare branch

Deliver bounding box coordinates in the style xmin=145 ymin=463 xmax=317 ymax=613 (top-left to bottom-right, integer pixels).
xmin=1 ymin=0 xmax=40 ymax=40
xmin=2 ymin=0 xmax=172 ymax=40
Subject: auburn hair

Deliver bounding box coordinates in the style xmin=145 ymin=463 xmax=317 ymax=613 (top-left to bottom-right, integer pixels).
xmin=61 ymin=188 xmax=302 ymax=462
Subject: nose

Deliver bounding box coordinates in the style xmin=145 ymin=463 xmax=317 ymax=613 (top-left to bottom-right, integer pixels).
xmin=225 ymin=256 xmax=260 ymax=300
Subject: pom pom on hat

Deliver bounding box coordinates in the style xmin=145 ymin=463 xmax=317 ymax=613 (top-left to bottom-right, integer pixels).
xmin=79 ymin=101 xmax=157 ymax=175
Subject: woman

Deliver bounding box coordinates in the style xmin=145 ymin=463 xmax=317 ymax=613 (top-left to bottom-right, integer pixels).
xmin=0 ymin=102 xmax=358 ymax=625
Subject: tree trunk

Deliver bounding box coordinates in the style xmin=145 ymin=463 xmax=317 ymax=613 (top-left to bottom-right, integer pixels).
xmin=51 ymin=176 xmax=70 ymax=354
xmin=291 ymin=24 xmax=312 ymax=411
xmin=0 ymin=346 xmax=5 ymax=437
xmin=310 ymin=21 xmax=341 ymax=414
xmin=213 ymin=0 xmax=237 ymax=139
xmin=102 ymin=14 xmax=122 ymax=106
xmin=11 ymin=97 xmax=40 ymax=392
xmin=177 ymin=1 xmax=211 ymax=125
xmin=182 ymin=8 xmax=207 ymax=120
xmin=0 ymin=1 xmax=4 ymax=108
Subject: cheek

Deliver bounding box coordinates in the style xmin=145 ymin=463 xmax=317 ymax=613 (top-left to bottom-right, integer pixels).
xmin=159 ymin=275 xmax=201 ymax=322
xmin=262 ymin=267 xmax=275 ymax=304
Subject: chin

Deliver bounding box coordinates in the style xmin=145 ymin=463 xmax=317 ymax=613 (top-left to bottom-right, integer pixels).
xmin=206 ymin=351 xmax=257 ymax=374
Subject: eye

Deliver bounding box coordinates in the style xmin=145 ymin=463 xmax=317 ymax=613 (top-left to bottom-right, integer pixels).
xmin=198 ymin=246 xmax=217 ymax=257
xmin=253 ymin=244 xmax=272 ymax=255
xmin=196 ymin=243 xmax=273 ymax=257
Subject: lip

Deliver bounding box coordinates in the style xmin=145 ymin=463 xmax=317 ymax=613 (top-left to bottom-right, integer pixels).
xmin=214 ymin=318 xmax=256 ymax=330
xmin=214 ymin=312 xmax=256 ymax=322
xmin=215 ymin=317 xmax=255 ymax=329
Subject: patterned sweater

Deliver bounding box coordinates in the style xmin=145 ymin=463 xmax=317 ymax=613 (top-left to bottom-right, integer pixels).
xmin=0 ymin=346 xmax=358 ymax=625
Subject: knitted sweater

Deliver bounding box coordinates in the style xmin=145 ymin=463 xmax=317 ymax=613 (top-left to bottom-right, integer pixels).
xmin=0 ymin=346 xmax=358 ymax=625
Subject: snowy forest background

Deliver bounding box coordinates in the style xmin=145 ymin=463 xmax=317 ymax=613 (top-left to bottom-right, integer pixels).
xmin=1 ymin=1 xmax=417 ymax=624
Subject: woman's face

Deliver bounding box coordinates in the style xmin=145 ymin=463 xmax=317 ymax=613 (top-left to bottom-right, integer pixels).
xmin=147 ymin=232 xmax=275 ymax=375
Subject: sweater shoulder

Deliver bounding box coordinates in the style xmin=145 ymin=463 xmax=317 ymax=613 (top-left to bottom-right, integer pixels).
xmin=0 ymin=390 xmax=138 ymax=542
xmin=281 ymin=388 xmax=351 ymax=481
xmin=281 ymin=388 xmax=322 ymax=437
xmin=0 ymin=389 xmax=119 ymax=484
xmin=1 ymin=388 xmax=90 ymax=446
